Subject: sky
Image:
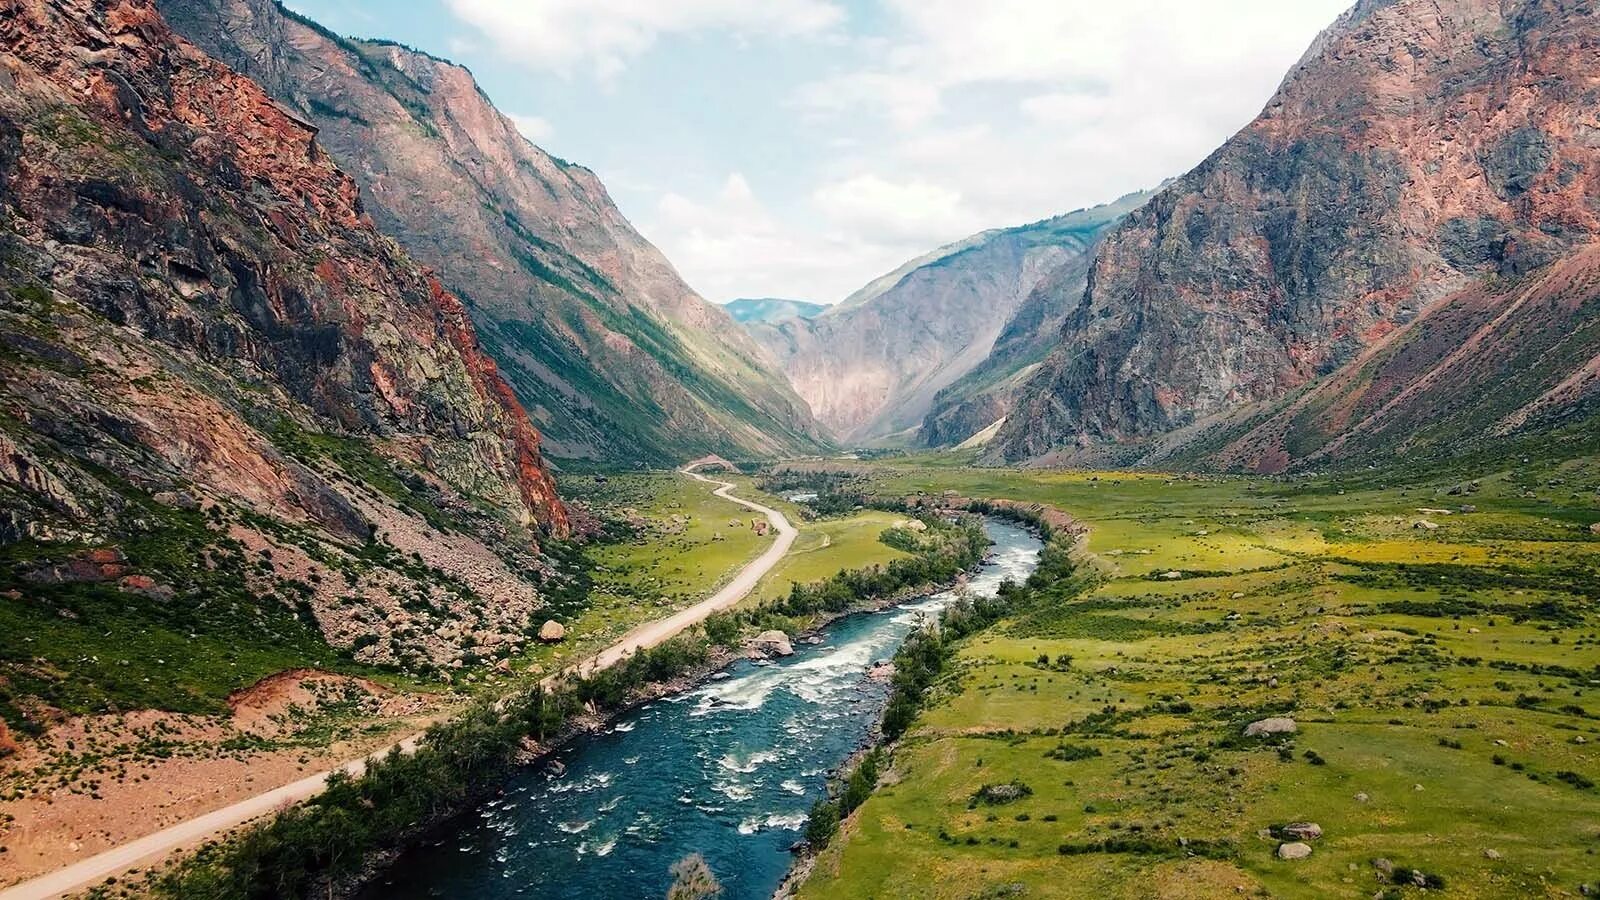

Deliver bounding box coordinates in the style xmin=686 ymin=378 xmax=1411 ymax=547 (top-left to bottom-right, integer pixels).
xmin=283 ymin=0 xmax=1354 ymax=305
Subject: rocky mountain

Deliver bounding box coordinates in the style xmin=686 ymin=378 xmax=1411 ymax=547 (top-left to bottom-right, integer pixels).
xmin=1151 ymin=244 xmax=1600 ymax=473
xmin=993 ymin=0 xmax=1600 ymax=465
xmin=724 ymin=298 xmax=827 ymax=324
xmin=159 ymin=0 xmax=827 ymax=466
xmin=746 ymin=196 xmax=1150 ymax=446
xmin=919 ymin=191 xmax=1155 ymax=447
xmin=0 ymin=0 xmax=573 ymax=706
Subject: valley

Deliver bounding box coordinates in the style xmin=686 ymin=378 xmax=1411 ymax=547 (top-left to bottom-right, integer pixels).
xmin=1 ymin=0 xmax=1598 ymax=897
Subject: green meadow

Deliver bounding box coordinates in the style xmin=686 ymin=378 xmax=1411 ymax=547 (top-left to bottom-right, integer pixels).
xmin=800 ymin=453 xmax=1600 ymax=899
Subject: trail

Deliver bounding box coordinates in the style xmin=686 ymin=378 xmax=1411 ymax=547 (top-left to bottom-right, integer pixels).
xmin=0 ymin=464 xmax=795 ymax=900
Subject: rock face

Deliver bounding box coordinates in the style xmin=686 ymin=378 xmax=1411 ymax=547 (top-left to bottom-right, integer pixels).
xmin=921 ymin=190 xmax=1158 ymax=447
xmin=1194 ymin=244 xmax=1600 ymax=472
xmin=994 ymin=0 xmax=1600 ymax=464
xmin=159 ymin=0 xmax=827 ymax=465
xmin=1243 ymin=717 xmax=1298 ymax=738
xmin=0 ymin=0 xmax=566 ymax=675
xmin=747 ymin=193 xmax=1151 ymax=446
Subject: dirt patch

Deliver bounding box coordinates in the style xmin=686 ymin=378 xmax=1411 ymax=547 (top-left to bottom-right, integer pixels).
xmin=227 ymin=668 xmax=420 ymax=738
xmin=0 ymin=683 xmax=447 ymax=890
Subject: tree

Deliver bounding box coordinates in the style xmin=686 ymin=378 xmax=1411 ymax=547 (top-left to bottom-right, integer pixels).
xmin=667 ymin=853 xmax=722 ymax=900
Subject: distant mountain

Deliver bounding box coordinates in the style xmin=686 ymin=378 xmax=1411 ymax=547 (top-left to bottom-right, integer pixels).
xmin=745 ymin=193 xmax=1153 ymax=446
xmin=160 ymin=0 xmax=828 ymax=466
xmin=724 ymin=298 xmax=827 ymax=324
xmin=992 ymin=0 xmax=1600 ymax=465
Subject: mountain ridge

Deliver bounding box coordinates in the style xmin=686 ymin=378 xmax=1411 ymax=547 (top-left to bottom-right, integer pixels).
xmin=991 ymin=0 xmax=1600 ymax=464
xmin=160 ymin=0 xmax=829 ymax=466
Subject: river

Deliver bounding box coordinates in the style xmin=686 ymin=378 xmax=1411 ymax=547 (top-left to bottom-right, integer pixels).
xmin=364 ymin=518 xmax=1042 ymax=899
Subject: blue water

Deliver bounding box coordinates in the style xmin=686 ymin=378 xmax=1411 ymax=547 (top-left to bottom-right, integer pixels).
xmin=365 ymin=519 xmax=1041 ymax=900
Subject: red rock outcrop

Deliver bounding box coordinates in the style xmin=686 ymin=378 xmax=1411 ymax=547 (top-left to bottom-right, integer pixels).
xmin=0 ymin=0 xmax=568 ymax=678
xmin=995 ymin=0 xmax=1600 ymax=463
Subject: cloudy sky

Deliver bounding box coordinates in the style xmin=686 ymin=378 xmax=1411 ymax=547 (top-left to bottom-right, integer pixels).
xmin=284 ymin=0 xmax=1353 ymax=304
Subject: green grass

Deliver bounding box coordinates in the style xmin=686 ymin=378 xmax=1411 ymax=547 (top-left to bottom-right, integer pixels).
xmin=798 ymin=455 xmax=1600 ymax=899
xmin=747 ymin=509 xmax=911 ymax=605
xmin=509 ymin=472 xmax=773 ymax=674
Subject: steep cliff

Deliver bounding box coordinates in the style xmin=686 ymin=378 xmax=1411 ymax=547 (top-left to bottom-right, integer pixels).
xmin=1152 ymin=244 xmax=1600 ymax=473
xmin=159 ymin=0 xmax=827 ymax=465
xmin=994 ymin=0 xmax=1600 ymax=463
xmin=0 ymin=0 xmax=573 ymax=715
xmin=749 ymin=195 xmax=1149 ymax=446
xmin=919 ymin=191 xmax=1155 ymax=447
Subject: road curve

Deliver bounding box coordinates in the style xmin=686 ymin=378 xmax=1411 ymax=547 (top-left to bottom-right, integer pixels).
xmin=0 ymin=466 xmax=796 ymax=900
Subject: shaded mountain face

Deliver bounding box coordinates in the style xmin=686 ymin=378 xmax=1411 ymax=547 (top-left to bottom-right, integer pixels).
xmin=919 ymin=191 xmax=1155 ymax=447
xmin=159 ymin=0 xmax=827 ymax=465
xmin=993 ymin=0 xmax=1600 ymax=464
xmin=746 ymin=195 xmax=1150 ymax=446
xmin=0 ymin=0 xmax=570 ymax=675
xmin=1152 ymin=244 xmax=1600 ymax=473
xmin=724 ymin=298 xmax=827 ymax=324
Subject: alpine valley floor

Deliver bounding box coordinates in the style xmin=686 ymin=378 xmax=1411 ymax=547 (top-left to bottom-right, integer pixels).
xmin=791 ymin=451 xmax=1600 ymax=899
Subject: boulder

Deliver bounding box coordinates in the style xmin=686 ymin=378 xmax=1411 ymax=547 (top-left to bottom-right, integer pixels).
xmin=538 ymin=620 xmax=566 ymax=642
xmin=0 ymin=719 xmax=17 ymax=757
xmin=1413 ymin=519 xmax=1440 ymax=531
xmin=1281 ymin=822 xmax=1322 ymax=841
xmin=1243 ymin=716 xmax=1297 ymax=738
xmin=752 ymin=630 xmax=794 ymax=657
xmin=1277 ymin=842 xmax=1313 ymax=860
xmin=1591 ymin=522 xmax=1600 ymax=535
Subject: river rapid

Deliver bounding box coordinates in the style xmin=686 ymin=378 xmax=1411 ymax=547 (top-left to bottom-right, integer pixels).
xmin=364 ymin=518 xmax=1042 ymax=899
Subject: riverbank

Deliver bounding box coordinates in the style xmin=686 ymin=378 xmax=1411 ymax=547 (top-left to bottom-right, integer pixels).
xmin=358 ymin=517 xmax=1041 ymax=900
xmin=76 ymin=504 xmax=989 ymax=900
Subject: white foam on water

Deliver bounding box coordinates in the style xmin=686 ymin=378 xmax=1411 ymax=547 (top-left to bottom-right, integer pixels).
xmin=712 ymin=780 xmax=754 ymax=802
xmin=598 ymin=796 xmax=622 ymax=812
xmin=610 ymin=721 xmax=636 ymax=733
xmin=556 ymin=819 xmax=594 ymax=835
xmin=737 ymin=817 xmax=760 ymax=835
xmin=780 ymin=779 xmax=806 ymax=795
xmin=766 ymin=812 xmax=808 ymax=830
xmin=593 ymin=837 xmax=617 ymax=857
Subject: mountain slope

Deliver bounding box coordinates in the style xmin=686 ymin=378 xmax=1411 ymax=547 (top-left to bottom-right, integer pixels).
xmin=920 ymin=190 xmax=1155 ymax=446
xmin=0 ymin=0 xmax=570 ymax=723
xmin=724 ymin=298 xmax=827 ymax=324
xmin=747 ymin=195 xmax=1150 ymax=446
xmin=159 ymin=0 xmax=827 ymax=465
xmin=1158 ymin=245 xmax=1600 ymax=473
xmin=993 ymin=0 xmax=1600 ymax=463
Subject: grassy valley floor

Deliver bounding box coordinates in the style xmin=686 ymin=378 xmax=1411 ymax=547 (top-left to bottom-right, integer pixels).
xmin=798 ymin=454 xmax=1600 ymax=899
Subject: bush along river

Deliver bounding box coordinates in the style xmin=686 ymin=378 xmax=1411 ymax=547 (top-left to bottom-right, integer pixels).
xmin=363 ymin=518 xmax=1042 ymax=899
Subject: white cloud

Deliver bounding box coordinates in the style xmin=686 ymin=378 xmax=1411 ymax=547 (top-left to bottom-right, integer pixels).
xmin=649 ymin=173 xmax=926 ymax=304
xmin=507 ymin=113 xmax=553 ymax=144
xmin=811 ymin=174 xmax=976 ymax=244
xmin=444 ymin=0 xmax=846 ymax=79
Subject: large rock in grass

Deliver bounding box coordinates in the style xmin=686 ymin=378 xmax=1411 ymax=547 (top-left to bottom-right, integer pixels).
xmin=538 ymin=620 xmax=567 ymax=642
xmin=1244 ymin=717 xmax=1297 ymax=738
xmin=752 ymin=630 xmax=794 ymax=658
xmin=1282 ymin=822 xmax=1323 ymax=841
xmin=1277 ymin=842 xmax=1313 ymax=860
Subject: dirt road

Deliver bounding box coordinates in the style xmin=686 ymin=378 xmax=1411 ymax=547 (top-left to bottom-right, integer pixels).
xmin=0 ymin=465 xmax=795 ymax=900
